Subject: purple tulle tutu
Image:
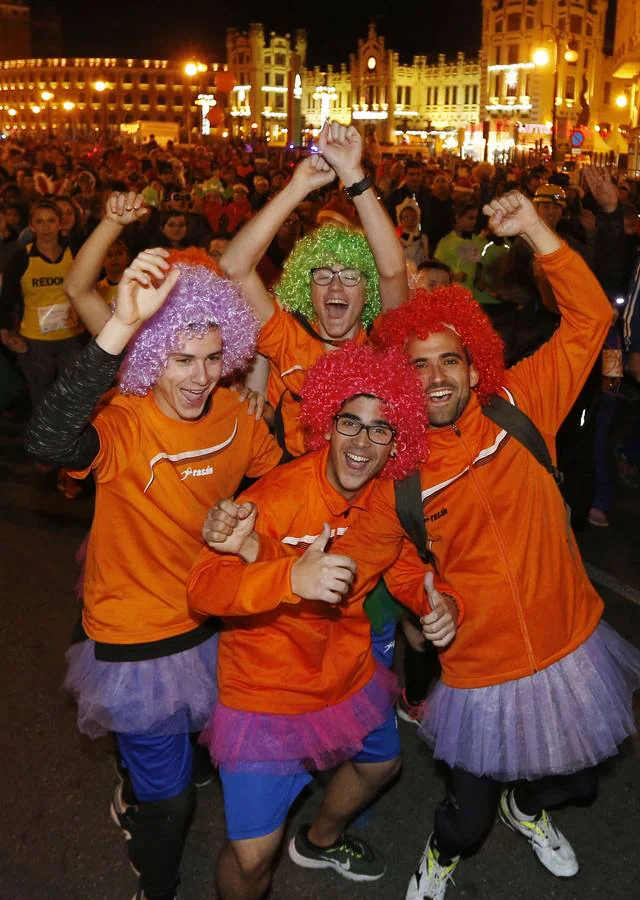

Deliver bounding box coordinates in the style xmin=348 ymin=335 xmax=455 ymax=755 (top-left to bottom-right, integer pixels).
xmin=419 ymin=621 xmax=640 ymax=781
xmin=64 ymin=634 xmax=218 ymax=739
xmin=201 ymin=663 xmax=399 ymax=775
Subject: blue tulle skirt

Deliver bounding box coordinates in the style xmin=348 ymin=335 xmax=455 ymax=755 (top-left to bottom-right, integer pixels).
xmin=419 ymin=621 xmax=640 ymax=781
xmin=64 ymin=633 xmax=218 ymax=739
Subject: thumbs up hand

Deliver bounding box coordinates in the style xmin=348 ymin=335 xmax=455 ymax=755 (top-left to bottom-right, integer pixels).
xmin=420 ymin=572 xmax=458 ymax=648
xmin=291 ymin=523 xmax=357 ymax=604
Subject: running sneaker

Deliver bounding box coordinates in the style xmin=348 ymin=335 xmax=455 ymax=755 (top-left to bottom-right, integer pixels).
xmin=288 ymin=824 xmax=385 ymax=882
xmin=405 ymin=834 xmax=459 ymax=900
xmin=396 ymin=688 xmax=427 ymax=726
xmin=110 ymin=782 xmax=140 ymax=876
xmin=499 ymin=789 xmax=578 ymax=877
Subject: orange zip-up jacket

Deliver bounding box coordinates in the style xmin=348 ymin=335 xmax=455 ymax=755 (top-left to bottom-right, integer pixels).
xmin=188 ymin=446 xmax=450 ymax=714
xmin=333 ymin=243 xmax=612 ymax=689
xmin=257 ymin=304 xmax=367 ymax=457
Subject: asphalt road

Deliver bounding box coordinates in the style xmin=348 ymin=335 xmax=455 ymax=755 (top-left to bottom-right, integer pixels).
xmin=1 ymin=401 xmax=639 ymax=900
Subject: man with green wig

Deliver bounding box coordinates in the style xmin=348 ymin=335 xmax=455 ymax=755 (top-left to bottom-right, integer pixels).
xmin=221 ymin=120 xmax=408 ymax=459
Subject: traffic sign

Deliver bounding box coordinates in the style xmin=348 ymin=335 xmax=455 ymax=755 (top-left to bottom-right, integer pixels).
xmin=569 ymin=129 xmax=585 ymax=148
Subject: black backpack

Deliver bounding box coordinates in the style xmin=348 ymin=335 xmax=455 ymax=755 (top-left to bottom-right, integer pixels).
xmin=394 ymin=393 xmax=565 ymax=567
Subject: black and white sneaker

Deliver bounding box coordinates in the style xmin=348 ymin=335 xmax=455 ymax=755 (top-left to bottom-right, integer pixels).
xmin=288 ymin=824 xmax=385 ymax=882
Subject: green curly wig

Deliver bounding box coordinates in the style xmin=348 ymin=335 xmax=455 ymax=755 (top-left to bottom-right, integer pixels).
xmin=275 ymin=225 xmax=381 ymax=327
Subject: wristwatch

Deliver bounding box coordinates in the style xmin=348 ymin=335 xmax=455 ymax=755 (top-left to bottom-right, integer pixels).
xmin=344 ymin=176 xmax=373 ymax=199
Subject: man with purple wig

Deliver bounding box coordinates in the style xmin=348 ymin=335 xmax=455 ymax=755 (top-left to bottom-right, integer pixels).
xmin=26 ymin=245 xmax=282 ymax=900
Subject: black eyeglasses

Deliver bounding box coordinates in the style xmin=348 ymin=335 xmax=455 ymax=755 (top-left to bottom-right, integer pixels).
xmin=311 ymin=267 xmax=362 ymax=287
xmin=333 ymin=414 xmax=395 ymax=446
xmin=170 ymin=193 xmax=191 ymax=203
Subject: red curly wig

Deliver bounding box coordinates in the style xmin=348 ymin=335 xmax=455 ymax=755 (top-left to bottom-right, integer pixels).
xmin=300 ymin=342 xmax=428 ymax=480
xmin=371 ymin=285 xmax=506 ymax=402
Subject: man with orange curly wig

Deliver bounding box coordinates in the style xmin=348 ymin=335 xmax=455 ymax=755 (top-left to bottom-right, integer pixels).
xmin=187 ymin=342 xmax=457 ymax=897
xmin=333 ymin=190 xmax=639 ymax=899
xmin=25 ymin=228 xmax=283 ymax=900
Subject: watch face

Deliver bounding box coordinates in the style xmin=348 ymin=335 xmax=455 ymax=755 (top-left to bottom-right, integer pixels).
xmin=367 ymin=56 xmax=377 ymax=71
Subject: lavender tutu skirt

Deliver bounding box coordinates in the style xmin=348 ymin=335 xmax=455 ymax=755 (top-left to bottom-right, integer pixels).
xmin=201 ymin=663 xmax=399 ymax=775
xmin=419 ymin=621 xmax=640 ymax=781
xmin=64 ymin=633 xmax=218 ymax=739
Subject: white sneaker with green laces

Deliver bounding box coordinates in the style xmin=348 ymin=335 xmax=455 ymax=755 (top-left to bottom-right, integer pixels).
xmin=405 ymin=834 xmax=460 ymax=900
xmin=499 ymin=788 xmax=579 ymax=877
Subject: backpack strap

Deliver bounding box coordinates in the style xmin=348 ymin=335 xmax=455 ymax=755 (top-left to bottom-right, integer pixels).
xmin=394 ymin=471 xmax=438 ymax=569
xmin=483 ymin=393 xmax=563 ymax=485
xmin=291 ymin=311 xmax=356 ymax=347
xmin=291 ymin=311 xmax=331 ymax=344
xmin=272 ymin=389 xmax=302 ymax=465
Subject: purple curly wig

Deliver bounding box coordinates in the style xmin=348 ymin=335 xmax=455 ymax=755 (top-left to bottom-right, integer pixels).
xmin=119 ymin=249 xmax=259 ymax=395
xmin=300 ymin=342 xmax=428 ymax=480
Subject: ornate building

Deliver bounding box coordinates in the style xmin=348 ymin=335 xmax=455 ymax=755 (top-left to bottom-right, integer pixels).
xmin=227 ymin=22 xmax=482 ymax=150
xmin=0 ymin=9 xmax=630 ymax=162
xmin=480 ymin=0 xmax=626 ymax=157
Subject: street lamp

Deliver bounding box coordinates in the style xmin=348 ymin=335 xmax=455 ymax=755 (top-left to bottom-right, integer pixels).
xmin=39 ymin=90 xmax=55 ymax=132
xmin=62 ymin=100 xmax=76 ymax=138
xmin=184 ymin=62 xmax=207 ymax=144
xmin=93 ymin=80 xmax=109 ymax=140
xmin=533 ymin=29 xmax=580 ymax=162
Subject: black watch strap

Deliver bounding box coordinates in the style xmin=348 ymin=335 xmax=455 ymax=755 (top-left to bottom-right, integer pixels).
xmin=344 ymin=176 xmax=373 ymax=199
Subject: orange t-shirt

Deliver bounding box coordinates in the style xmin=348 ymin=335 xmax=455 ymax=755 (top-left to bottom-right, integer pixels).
xmin=73 ymin=387 xmax=282 ymax=645
xmin=257 ymin=304 xmax=367 ymax=457
xmin=188 ymin=445 xmax=378 ymax=714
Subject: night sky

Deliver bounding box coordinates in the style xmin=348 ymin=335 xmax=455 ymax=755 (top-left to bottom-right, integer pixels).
xmin=52 ymin=1 xmax=484 ymax=66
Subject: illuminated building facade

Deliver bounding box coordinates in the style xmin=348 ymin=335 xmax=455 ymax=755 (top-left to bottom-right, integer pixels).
xmin=480 ymin=0 xmax=626 ymax=157
xmin=0 ymin=56 xmax=222 ymax=137
xmin=227 ymin=22 xmax=482 ymax=149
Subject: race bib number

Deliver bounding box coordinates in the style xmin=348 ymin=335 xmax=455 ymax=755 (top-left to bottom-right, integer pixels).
xmin=37 ymin=302 xmax=78 ymax=334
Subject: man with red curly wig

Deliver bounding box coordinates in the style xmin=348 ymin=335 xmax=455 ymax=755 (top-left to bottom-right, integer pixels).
xmin=331 ymin=191 xmax=639 ymax=898
xmin=25 ymin=236 xmax=282 ymax=900
xmin=187 ymin=343 xmax=455 ymax=898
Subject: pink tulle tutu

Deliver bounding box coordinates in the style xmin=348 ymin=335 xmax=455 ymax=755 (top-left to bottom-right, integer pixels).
xmin=201 ymin=663 xmax=399 ymax=774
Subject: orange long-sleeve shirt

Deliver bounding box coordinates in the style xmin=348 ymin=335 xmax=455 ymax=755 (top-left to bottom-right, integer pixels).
xmin=72 ymin=387 xmax=282 ymax=644
xmin=334 ymin=242 xmax=611 ymax=688
xmin=188 ymin=446 xmax=416 ymax=715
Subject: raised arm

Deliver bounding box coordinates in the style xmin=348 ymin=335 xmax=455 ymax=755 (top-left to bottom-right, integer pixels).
xmin=318 ymin=121 xmax=408 ymax=309
xmin=64 ymin=191 xmax=149 ymax=335
xmin=25 ymin=248 xmax=179 ymax=469
xmin=220 ymin=155 xmax=336 ymax=325
xmin=484 ymin=191 xmax=611 ymax=430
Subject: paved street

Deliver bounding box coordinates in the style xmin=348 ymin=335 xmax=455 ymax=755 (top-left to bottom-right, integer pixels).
xmin=1 ymin=397 xmax=639 ymax=900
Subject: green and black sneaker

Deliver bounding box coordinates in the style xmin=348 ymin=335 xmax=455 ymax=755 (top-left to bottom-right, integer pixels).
xmin=288 ymin=824 xmax=385 ymax=882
